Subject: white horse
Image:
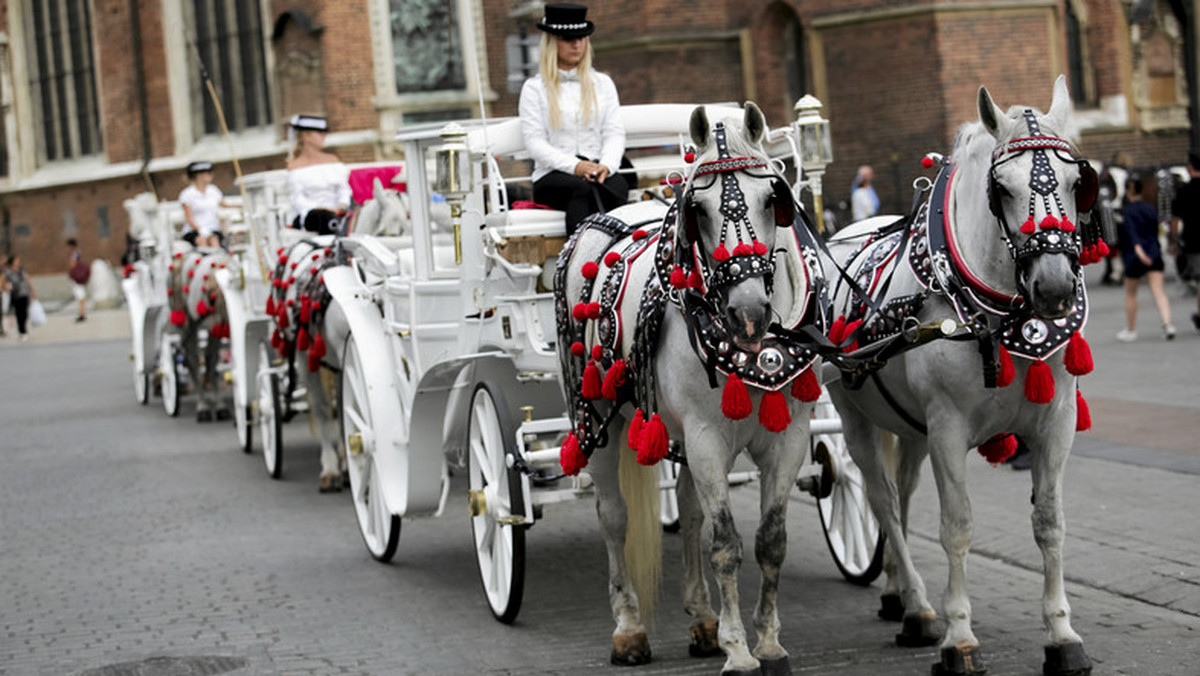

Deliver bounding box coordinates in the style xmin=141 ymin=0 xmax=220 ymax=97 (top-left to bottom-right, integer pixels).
xmin=166 ymin=248 xmax=233 ymax=421
xmin=350 ymin=176 xmax=409 ymax=237
xmin=821 ymin=76 xmax=1100 ymax=676
xmin=555 ymin=103 xmax=827 ymax=675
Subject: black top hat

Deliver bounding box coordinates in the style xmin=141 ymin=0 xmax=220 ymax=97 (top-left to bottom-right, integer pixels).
xmin=290 ymin=114 xmax=329 ymax=132
xmin=537 ymin=3 xmax=594 ymax=38
xmin=186 ymin=161 xmax=214 ymax=177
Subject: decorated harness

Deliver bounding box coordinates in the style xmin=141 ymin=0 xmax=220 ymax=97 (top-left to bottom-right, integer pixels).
xmin=554 ymin=123 xmax=827 ymax=475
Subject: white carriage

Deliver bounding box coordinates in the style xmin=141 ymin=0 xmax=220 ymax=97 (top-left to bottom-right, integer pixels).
xmin=323 ymin=103 xmax=884 ymax=623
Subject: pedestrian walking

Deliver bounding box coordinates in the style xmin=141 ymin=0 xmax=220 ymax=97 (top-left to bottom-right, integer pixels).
xmin=66 ymin=238 xmax=89 ymax=323
xmin=851 ymin=165 xmax=879 ymax=222
xmin=3 ymin=255 xmax=34 ymax=341
xmin=1169 ymin=150 xmax=1200 ymax=331
xmin=1117 ymin=177 xmax=1174 ymax=341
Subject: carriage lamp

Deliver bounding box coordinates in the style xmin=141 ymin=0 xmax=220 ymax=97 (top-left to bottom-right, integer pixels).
xmin=793 ymin=94 xmax=833 ymax=234
xmin=433 ymin=123 xmax=473 ymax=264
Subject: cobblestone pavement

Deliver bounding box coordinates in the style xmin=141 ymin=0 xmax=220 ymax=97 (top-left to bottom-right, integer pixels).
xmin=1 ymin=266 xmax=1197 ymax=675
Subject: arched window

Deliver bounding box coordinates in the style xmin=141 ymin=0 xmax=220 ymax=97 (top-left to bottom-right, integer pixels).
xmin=189 ymin=0 xmax=273 ymax=136
xmin=24 ymin=0 xmax=103 ymax=162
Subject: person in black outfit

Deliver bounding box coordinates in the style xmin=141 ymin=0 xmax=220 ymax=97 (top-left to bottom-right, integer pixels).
xmin=1169 ymin=150 xmax=1200 ymax=331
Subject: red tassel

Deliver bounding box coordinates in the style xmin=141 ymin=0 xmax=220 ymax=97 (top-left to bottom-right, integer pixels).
xmin=604 ymin=251 xmax=621 ymax=267
xmin=570 ymin=342 xmax=585 ymax=358
xmin=721 ymin=373 xmax=753 ymax=420
xmin=978 ymin=434 xmax=1018 ymax=465
xmin=123 ymin=263 xmax=134 ymax=278
xmin=688 ymin=269 xmax=704 ymax=289
xmin=586 ymin=302 xmax=601 ymax=319
xmin=307 ymin=351 xmax=321 ymax=373
xmin=1039 ymin=215 xmax=1059 ymax=230
xmin=572 ymin=303 xmax=588 ymax=321
xmin=560 ymin=432 xmax=588 ymax=475
xmin=297 ymin=328 xmax=310 ymax=351
xmin=997 ymin=344 xmax=1015 ymax=387
xmin=311 ymin=332 xmax=327 ymax=358
xmin=591 ymin=345 xmax=604 ymax=361
xmin=713 ymin=244 xmax=731 ymax=262
xmin=921 ymin=156 xmax=935 ymax=169
xmin=1096 ymin=240 xmax=1110 ymax=257
xmin=271 ymin=329 xmax=282 ymax=349
xmin=791 ymin=367 xmax=822 ymax=402
xmin=582 ymin=360 xmax=602 ymax=400
xmin=828 ymin=315 xmax=847 ymax=345
xmin=1024 ymin=359 xmax=1055 ymax=404
xmin=753 ymin=240 xmax=768 ymax=256
xmin=169 ymin=309 xmax=186 ymax=327
xmin=758 ymin=389 xmax=791 ymax=433
xmin=1020 ymin=216 xmax=1036 ymax=235
xmin=842 ymin=319 xmax=862 ymax=352
xmin=637 ymin=414 xmax=669 ymax=465
xmin=1059 ymin=216 xmax=1076 ymax=232
xmin=669 ymin=266 xmax=688 ymax=289
xmin=684 ymin=152 xmax=695 ymax=163
xmin=196 ymin=300 xmax=209 ymax=317
xmin=1064 ymin=332 xmax=1093 ymax=376
xmin=265 ymin=296 xmax=276 ymax=315
xmin=300 ymin=297 xmax=312 ymax=324
xmin=601 ymin=359 xmax=627 ymax=400
xmin=628 ymin=410 xmax=645 ymax=449
xmin=581 ymin=261 xmax=599 ymax=279
xmin=1076 ymin=390 xmax=1091 ymax=431
xmin=632 ymin=229 xmax=648 ymax=241
xmin=732 ymin=242 xmax=753 ymax=257
xmin=276 ymin=308 xmax=289 ymax=329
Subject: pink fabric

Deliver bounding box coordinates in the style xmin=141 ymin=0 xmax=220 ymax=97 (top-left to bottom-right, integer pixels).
xmin=511 ymin=200 xmax=554 ymax=210
xmin=348 ymin=166 xmax=405 ymax=205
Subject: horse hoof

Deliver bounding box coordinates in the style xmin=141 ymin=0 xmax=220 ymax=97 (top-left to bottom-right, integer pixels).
xmin=878 ymin=593 xmax=904 ymax=622
xmin=758 ymin=655 xmax=792 ymax=676
xmin=931 ymin=646 xmax=987 ymax=676
xmin=1043 ymin=643 xmax=1092 ymax=676
xmin=318 ymin=475 xmax=343 ymax=494
xmin=722 ymin=666 xmax=762 ymax=676
xmin=196 ymin=410 xmax=214 ymax=423
xmin=895 ymin=614 xmax=940 ymax=647
xmin=215 ymin=408 xmax=232 ymax=421
xmin=688 ymin=620 xmax=722 ymax=658
xmin=610 ymin=632 xmax=651 ymax=666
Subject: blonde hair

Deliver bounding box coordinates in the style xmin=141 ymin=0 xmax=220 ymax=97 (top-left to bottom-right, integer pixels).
xmin=538 ymin=33 xmax=596 ymax=130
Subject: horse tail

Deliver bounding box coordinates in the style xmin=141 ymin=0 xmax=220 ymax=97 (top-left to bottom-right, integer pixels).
xmin=619 ymin=428 xmax=661 ymax=624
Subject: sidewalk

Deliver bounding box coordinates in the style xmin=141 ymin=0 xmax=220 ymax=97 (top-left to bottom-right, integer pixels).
xmin=0 ymin=304 xmax=131 ymax=349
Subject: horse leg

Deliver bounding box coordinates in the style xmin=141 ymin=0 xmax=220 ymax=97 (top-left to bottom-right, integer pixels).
xmin=835 ymin=403 xmax=938 ymax=646
xmin=880 ymin=435 xmax=930 ymax=623
xmin=925 ymin=423 xmax=986 ymax=675
xmin=207 ymin=334 xmax=229 ymax=420
xmin=747 ymin=423 xmax=808 ymax=674
xmin=1028 ymin=426 xmax=1093 ymax=676
xmin=185 ymin=331 xmax=212 ymax=422
xmin=686 ymin=437 xmax=757 ymax=675
xmin=308 ymin=368 xmax=343 ymax=493
xmin=589 ymin=434 xmax=651 ymax=666
xmin=677 ymin=463 xmax=720 ymax=658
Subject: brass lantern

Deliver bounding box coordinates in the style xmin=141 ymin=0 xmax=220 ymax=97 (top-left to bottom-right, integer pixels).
xmin=792 ymin=94 xmax=833 ymax=234
xmin=433 ymin=122 xmax=472 ymax=263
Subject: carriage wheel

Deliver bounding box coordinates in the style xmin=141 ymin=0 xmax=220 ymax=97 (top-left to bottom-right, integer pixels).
xmin=340 ymin=335 xmax=401 ymax=562
xmin=133 ymin=363 xmax=150 ymax=406
xmin=160 ymin=335 xmax=181 ymax=418
xmin=233 ymin=380 xmax=252 ymax=455
xmin=467 ymin=382 xmax=526 ymax=624
xmin=658 ymin=460 xmax=681 ymax=533
xmin=257 ymin=342 xmax=283 ymax=479
xmin=814 ymin=432 xmax=885 ymax=586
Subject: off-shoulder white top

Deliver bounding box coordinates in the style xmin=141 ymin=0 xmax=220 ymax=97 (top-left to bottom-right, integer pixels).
xmin=288 ymin=162 xmax=351 ymax=224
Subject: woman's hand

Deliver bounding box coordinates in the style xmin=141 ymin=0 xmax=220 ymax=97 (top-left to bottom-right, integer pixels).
xmin=574 ymin=160 xmax=608 ymax=183
xmin=1135 ymin=244 xmax=1153 ymax=266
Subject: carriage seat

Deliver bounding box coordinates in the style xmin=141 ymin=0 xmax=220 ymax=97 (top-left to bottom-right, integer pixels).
xmin=487 ymin=208 xmax=568 ymax=266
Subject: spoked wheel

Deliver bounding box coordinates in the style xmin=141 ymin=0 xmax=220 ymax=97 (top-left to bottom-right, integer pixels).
xmin=257 ymin=342 xmax=283 ymax=478
xmin=233 ymin=378 xmax=252 ymax=454
xmin=658 ymin=460 xmax=681 ymax=533
xmin=466 ymin=382 xmax=526 ymax=624
xmin=133 ymin=362 xmax=150 ymax=406
xmin=814 ymin=429 xmax=885 ymax=586
xmin=340 ymin=336 xmax=401 ymax=562
xmin=160 ymin=335 xmax=180 ymax=417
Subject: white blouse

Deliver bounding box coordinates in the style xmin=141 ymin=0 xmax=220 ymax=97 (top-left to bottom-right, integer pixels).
xmin=178 ymin=184 xmax=224 ymax=236
xmin=519 ymin=70 xmax=625 ymax=183
xmin=288 ymin=162 xmax=352 ymax=223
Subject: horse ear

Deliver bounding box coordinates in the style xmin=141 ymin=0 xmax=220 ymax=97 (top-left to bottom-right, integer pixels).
xmin=772 ymin=179 xmax=795 ymax=227
xmin=978 ymin=85 xmax=1009 ymax=139
xmin=372 ymin=176 xmax=385 ymax=200
xmin=690 ymin=106 xmax=711 ymax=150
xmin=743 ymin=101 xmax=766 ymax=145
xmin=1046 ymin=74 xmax=1070 ymax=131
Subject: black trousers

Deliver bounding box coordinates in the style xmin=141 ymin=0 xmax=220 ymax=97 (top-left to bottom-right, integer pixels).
xmin=293 ymin=209 xmax=339 ymax=235
xmin=12 ymin=295 xmax=29 ymax=335
xmin=534 ymin=171 xmax=628 ymax=235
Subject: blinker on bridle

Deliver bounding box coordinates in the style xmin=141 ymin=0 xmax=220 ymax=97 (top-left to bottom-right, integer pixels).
xmin=986 ymin=109 xmax=1098 ymax=269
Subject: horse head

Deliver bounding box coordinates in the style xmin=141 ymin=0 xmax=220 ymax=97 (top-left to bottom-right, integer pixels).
xmin=978 ymin=75 xmax=1097 ymax=318
xmin=678 ymin=102 xmax=795 ymax=351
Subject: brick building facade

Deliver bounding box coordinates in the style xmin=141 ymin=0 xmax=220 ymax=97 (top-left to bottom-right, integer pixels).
xmin=1 ymin=0 xmax=1195 ymax=276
